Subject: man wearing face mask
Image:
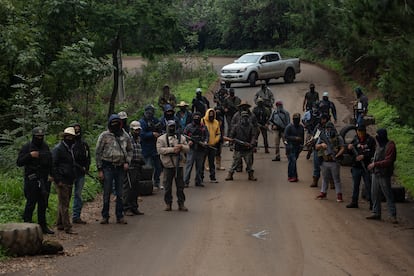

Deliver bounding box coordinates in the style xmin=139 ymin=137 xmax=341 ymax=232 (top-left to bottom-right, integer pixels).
xmin=183 ymin=112 xmax=209 ymax=187
xmin=253 ymin=98 xmax=271 ymax=153
xmin=157 ymin=120 xmax=190 ymax=211
xmin=315 ymin=122 xmax=345 ymax=201
xmin=366 ymin=129 xmax=397 ymax=223
xmin=254 ymin=83 xmax=275 ymax=110
xmin=17 ymin=127 xmax=54 ymax=234
xmin=225 ymin=111 xmax=258 ymax=181
xmin=303 ymin=83 xmax=320 ymax=112
xmin=139 ymin=105 xmax=162 ymax=190
xmin=191 ymin=88 xmax=210 ymax=117
xmin=52 ymin=127 xmax=77 ymax=234
xmin=96 ymin=115 xmax=133 ymax=224
xmin=123 ymin=121 xmax=145 ymax=216
xmin=202 ymin=108 xmax=221 ymax=183
xmin=346 ymin=124 xmax=376 ymax=209
xmin=284 ymin=113 xmax=305 ymax=182
xmin=318 ymin=91 xmax=337 ymax=123
xmin=175 ymin=101 xmax=192 ymax=130
xmin=160 ymin=104 xmax=181 ymax=134
xmin=71 ymin=123 xmax=91 ymax=224
xmin=223 ymin=88 xmax=241 ymax=136
xmin=269 ymin=100 xmax=290 ymax=161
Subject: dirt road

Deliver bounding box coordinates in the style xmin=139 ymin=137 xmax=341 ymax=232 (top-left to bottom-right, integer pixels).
xmin=2 ymin=58 xmax=414 ymax=276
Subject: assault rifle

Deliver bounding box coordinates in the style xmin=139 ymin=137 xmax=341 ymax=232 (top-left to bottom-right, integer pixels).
xmin=318 ymin=131 xmax=336 ymax=161
xmin=351 ymin=145 xmax=368 ymax=173
xmin=182 ymin=134 xmax=217 ymax=151
xmin=223 ymin=136 xmax=252 ymax=148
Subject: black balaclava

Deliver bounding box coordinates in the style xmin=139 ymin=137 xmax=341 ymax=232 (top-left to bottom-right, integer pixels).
xmin=355 ymin=87 xmax=363 ymax=99
xmin=32 ymin=135 xmax=44 ymax=147
xmin=144 ymin=106 xmax=155 ymax=120
xmin=109 ymin=119 xmax=122 ymax=136
xmin=240 ymin=105 xmax=249 ymax=112
xmin=64 ymin=135 xmax=75 ymax=147
xmin=323 ymin=96 xmax=328 ymax=101
xmin=293 ymin=113 xmax=301 ymax=126
xmin=132 ymin=129 xmax=140 ymax=139
xmin=193 ymin=112 xmax=201 ymax=125
xmin=241 ymin=114 xmax=249 ymax=126
xmin=208 ymin=111 xmax=215 ymax=122
xmin=73 ymin=123 xmax=82 ymax=141
xmin=165 ymin=111 xmax=174 ymax=120
xmin=167 ymin=124 xmax=176 ymax=136
xmin=310 ymin=84 xmax=315 ymax=93
xmin=376 ymin=128 xmax=389 ymax=147
xmin=196 ymin=92 xmax=202 ymax=99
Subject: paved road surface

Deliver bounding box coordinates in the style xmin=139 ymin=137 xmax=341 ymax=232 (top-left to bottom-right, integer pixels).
xmin=4 ymin=58 xmax=414 ymax=276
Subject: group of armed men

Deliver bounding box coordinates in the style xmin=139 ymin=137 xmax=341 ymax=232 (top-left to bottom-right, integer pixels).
xmin=17 ymin=82 xmax=398 ymax=236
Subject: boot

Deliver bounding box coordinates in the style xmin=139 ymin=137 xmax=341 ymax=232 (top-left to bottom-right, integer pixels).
xmin=164 ymin=204 xmax=172 ymax=211
xmin=310 ymin=176 xmax=319 ymax=188
xmin=178 ymin=203 xmax=188 ymax=212
xmin=40 ymin=224 xmax=55 ymax=235
xmin=248 ymin=171 xmax=257 ymax=181
xmin=216 ymin=156 xmax=225 ymax=170
xmin=225 ymin=172 xmax=233 ymax=181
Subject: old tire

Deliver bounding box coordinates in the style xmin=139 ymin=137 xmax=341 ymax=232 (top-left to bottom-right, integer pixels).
xmin=248 ymin=72 xmax=257 ymax=87
xmin=340 ymin=124 xmax=357 ymax=144
xmin=141 ymin=166 xmax=154 ymax=181
xmin=139 ymin=180 xmax=154 ymax=196
xmin=0 ymin=223 xmax=43 ymax=256
xmin=283 ymin=68 xmax=295 ymax=83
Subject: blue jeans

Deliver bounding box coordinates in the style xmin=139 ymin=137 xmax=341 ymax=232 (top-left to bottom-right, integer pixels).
xmin=287 ymin=144 xmax=300 ymax=178
xmin=184 ymin=150 xmax=205 ymax=185
xmin=144 ymin=155 xmax=162 ymax=187
xmin=351 ymin=167 xmax=371 ymax=203
xmin=72 ymin=175 xmax=85 ymax=220
xmin=102 ymin=165 xmax=124 ymax=220
xmin=371 ymin=173 xmax=396 ymax=217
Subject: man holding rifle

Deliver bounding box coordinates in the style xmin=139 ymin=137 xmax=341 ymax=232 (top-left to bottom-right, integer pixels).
xmin=157 ymin=120 xmax=190 ymax=211
xmin=225 ymin=111 xmax=258 ymax=181
xmin=346 ymin=124 xmax=376 ymax=209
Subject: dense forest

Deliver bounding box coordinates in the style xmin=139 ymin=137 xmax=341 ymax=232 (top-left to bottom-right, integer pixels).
xmin=1 ymin=0 xmax=413 ymax=133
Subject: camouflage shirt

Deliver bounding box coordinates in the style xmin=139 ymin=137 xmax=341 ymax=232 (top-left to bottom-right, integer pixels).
xmin=96 ymin=130 xmax=133 ymax=169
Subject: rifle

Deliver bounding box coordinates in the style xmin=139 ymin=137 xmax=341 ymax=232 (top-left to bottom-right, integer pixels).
xmin=182 ymin=134 xmax=217 ymax=151
xmin=351 ymin=145 xmax=368 ymax=173
xmin=305 ymin=129 xmax=321 ymax=148
xmin=257 ymin=123 xmax=274 ymax=133
xmin=74 ymin=162 xmax=102 ymax=184
xmin=318 ymin=131 xmax=336 ymax=161
xmin=223 ymin=136 xmax=252 ymax=148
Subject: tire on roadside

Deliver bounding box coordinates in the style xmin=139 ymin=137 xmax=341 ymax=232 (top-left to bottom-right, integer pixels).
xmin=139 ymin=180 xmax=154 ymax=196
xmin=0 ymin=223 xmax=43 ymax=256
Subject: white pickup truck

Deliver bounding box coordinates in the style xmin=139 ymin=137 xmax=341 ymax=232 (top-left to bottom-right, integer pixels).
xmin=220 ymin=51 xmax=301 ymax=87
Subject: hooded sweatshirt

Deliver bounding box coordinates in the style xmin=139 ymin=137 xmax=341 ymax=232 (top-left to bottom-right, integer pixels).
xmin=202 ymin=108 xmax=221 ymax=146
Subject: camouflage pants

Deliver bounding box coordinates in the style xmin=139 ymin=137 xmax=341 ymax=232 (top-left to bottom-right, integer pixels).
xmin=229 ymin=150 xmax=254 ymax=173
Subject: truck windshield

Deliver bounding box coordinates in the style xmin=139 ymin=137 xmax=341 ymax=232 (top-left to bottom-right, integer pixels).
xmin=235 ymin=54 xmax=261 ymax=63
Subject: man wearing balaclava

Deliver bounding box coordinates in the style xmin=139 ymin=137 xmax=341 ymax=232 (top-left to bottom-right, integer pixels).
xmin=71 ymin=123 xmax=91 ymax=224
xmin=191 ymin=88 xmax=210 ymax=116
xmin=202 ymin=108 xmax=221 ymax=183
xmin=17 ymin=127 xmax=54 ymax=234
xmin=318 ymin=91 xmax=337 ymax=123
xmin=225 ymin=111 xmax=258 ymax=181
xmin=96 ymin=114 xmax=133 ymax=225
xmin=157 ymin=120 xmax=190 ymax=211
xmin=139 ymin=105 xmax=163 ymax=190
xmin=223 ymin=88 xmax=241 ymax=136
xmin=160 ymin=104 xmax=181 ymax=134
xmin=52 ymin=127 xmax=78 ymax=234
xmin=315 ymin=122 xmax=345 ymax=201
xmin=183 ymin=112 xmax=209 ymax=187
xmin=354 ymin=87 xmax=369 ymax=127
xmin=269 ymin=100 xmax=290 ymax=161
xmin=366 ymin=128 xmax=397 ymax=223
xmin=303 ymin=83 xmax=320 ymax=112
xmin=253 ymin=98 xmax=271 ymax=154
xmin=284 ymin=113 xmax=305 ymax=182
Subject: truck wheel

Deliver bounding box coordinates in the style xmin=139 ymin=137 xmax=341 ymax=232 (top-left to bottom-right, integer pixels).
xmin=248 ymin=72 xmax=257 ymax=87
xmin=340 ymin=124 xmax=357 ymax=144
xmin=283 ymin=68 xmax=295 ymax=83
xmin=0 ymin=223 xmax=43 ymax=256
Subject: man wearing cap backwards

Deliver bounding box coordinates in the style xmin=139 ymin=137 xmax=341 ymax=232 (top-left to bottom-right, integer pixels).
xmin=302 ymin=83 xmax=320 ymax=112
xmin=318 ymin=91 xmax=337 ymax=123
xmin=191 ymin=88 xmax=210 ymax=117
xmin=223 ymin=88 xmax=241 ymax=136
xmin=157 ymin=120 xmax=190 ymax=211
xmin=183 ymin=112 xmax=209 ymax=187
xmin=52 ymin=127 xmax=78 ymax=234
xmin=71 ymin=123 xmax=91 ymax=225
xmin=284 ymin=113 xmax=305 ymax=182
xmin=315 ymin=121 xmax=345 ymax=201
xmin=175 ymin=101 xmax=192 ymax=130
xmin=96 ymin=114 xmax=133 ymax=224
xmin=123 ymin=121 xmax=146 ymax=216
xmin=17 ymin=127 xmax=54 ymax=234
xmin=346 ymin=124 xmax=376 ymax=209
xmin=253 ymin=97 xmax=271 ymax=153
xmin=269 ymin=100 xmax=290 ymax=160
xmin=158 ymin=84 xmax=177 ymax=111
xmin=225 ymin=110 xmax=258 ymax=181
xmin=366 ymin=128 xmax=398 ymax=224
xmin=254 ymin=83 xmax=275 ymax=110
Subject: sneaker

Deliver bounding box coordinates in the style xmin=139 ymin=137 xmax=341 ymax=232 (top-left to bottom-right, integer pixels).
xmin=210 ymin=179 xmax=218 ymax=183
xmin=117 ymin=218 xmax=128 ymax=224
xmin=195 ymin=183 xmax=205 ymax=187
xmin=316 ymin=192 xmax=327 ymax=200
xmin=73 ymin=218 xmax=87 ymax=224
xmin=178 ymin=205 xmax=188 ymax=212
xmin=124 ymin=210 xmax=135 ymax=216
xmin=366 ymin=214 xmax=381 ymax=220
xmin=100 ymin=218 xmax=109 ymax=224
xmin=288 ymin=177 xmax=298 ymax=182
xmin=272 ymin=156 xmax=281 ymax=161
xmin=160 ymin=185 xmax=165 ymax=190
xmin=346 ymin=202 xmax=358 ymax=208
xmin=131 ymin=209 xmax=144 ymax=215
xmin=336 ymin=193 xmax=343 ymax=203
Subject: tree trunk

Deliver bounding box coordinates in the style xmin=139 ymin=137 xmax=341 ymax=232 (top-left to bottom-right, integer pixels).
xmin=108 ymin=33 xmax=121 ymax=118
